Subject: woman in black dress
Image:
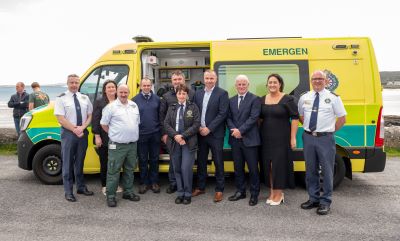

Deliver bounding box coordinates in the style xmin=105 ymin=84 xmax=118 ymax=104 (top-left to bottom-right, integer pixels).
xmin=91 ymin=80 xmax=118 ymax=195
xmin=259 ymin=74 xmax=299 ymax=206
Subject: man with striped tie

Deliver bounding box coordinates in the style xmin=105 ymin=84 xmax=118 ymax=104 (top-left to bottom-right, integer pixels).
xmin=298 ymin=70 xmax=346 ymax=215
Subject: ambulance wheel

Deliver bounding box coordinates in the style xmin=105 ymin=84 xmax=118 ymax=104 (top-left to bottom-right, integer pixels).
xmin=32 ymin=144 xmax=63 ymax=185
xmin=332 ymin=154 xmax=346 ymax=189
xmin=295 ymin=154 xmax=346 ymax=189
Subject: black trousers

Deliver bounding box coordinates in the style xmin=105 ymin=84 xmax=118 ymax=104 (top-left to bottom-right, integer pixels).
xmin=230 ymin=139 xmax=260 ymax=196
xmin=196 ymin=135 xmax=225 ymax=192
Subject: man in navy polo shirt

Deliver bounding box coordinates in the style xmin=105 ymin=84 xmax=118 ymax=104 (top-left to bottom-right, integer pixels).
xmin=133 ymin=78 xmax=161 ymax=194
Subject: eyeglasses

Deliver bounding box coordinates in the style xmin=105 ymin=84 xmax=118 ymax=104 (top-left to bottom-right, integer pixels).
xmin=311 ymin=78 xmax=325 ymax=81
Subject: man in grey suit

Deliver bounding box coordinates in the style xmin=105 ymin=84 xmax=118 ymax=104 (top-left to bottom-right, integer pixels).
xmin=226 ymin=74 xmax=261 ymax=206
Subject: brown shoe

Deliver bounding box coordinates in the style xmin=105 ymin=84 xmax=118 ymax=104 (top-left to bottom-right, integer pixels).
xmin=214 ymin=192 xmax=223 ymax=202
xmin=192 ymin=189 xmax=205 ymax=197
xmin=138 ymin=184 xmax=149 ymax=194
xmin=151 ymin=184 xmax=160 ymax=193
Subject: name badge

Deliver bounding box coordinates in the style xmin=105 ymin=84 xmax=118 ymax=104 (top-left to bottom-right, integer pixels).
xmin=109 ymin=144 xmax=117 ymax=150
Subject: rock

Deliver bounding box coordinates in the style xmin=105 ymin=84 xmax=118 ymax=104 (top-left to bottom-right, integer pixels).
xmin=384 ymin=126 xmax=400 ymax=148
xmin=0 ymin=128 xmax=18 ymax=145
xmin=384 ymin=115 xmax=400 ymax=127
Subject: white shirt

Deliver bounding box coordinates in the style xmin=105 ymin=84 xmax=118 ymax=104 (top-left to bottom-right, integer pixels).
xmin=201 ymin=86 xmax=214 ymax=127
xmin=54 ymin=90 xmax=93 ymax=126
xmin=298 ymin=88 xmax=346 ymax=132
xmin=100 ymin=98 xmax=140 ymax=143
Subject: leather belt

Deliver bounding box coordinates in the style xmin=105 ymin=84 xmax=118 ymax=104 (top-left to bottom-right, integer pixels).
xmin=110 ymin=141 xmax=135 ymax=145
xmin=304 ymin=130 xmax=333 ymax=137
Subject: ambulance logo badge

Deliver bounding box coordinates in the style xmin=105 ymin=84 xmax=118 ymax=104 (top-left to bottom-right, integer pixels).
xmin=324 ymin=69 xmax=339 ymax=91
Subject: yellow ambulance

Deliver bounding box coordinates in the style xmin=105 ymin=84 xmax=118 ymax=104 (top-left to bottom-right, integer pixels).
xmin=17 ymin=36 xmax=386 ymax=188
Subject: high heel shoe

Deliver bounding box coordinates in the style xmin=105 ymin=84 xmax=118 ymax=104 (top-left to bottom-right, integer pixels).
xmin=269 ymin=193 xmax=284 ymax=206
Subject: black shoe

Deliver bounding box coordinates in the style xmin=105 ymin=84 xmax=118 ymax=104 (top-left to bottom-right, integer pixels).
xmin=122 ymin=193 xmax=140 ymax=201
xmin=316 ymin=205 xmax=330 ymax=215
xmin=77 ymin=188 xmax=94 ymax=196
xmin=107 ymin=197 xmax=117 ymax=207
xmin=65 ymin=194 xmax=76 ymax=202
xmin=228 ymin=192 xmax=246 ymax=201
xmin=166 ymin=185 xmax=177 ymax=194
xmin=183 ymin=197 xmax=191 ymax=205
xmin=175 ymin=196 xmax=184 ymax=204
xmin=301 ymin=200 xmax=320 ymax=209
xmin=138 ymin=184 xmax=149 ymax=194
xmin=151 ymin=184 xmax=161 ymax=193
xmin=249 ymin=196 xmax=258 ymax=206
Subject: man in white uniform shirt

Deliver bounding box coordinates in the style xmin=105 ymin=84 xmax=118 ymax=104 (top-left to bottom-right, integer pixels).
xmin=54 ymin=74 xmax=94 ymax=202
xmin=298 ymin=70 xmax=346 ymax=215
xmin=101 ymin=84 xmax=141 ymax=207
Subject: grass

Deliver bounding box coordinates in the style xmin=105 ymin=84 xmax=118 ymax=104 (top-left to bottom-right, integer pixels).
xmin=0 ymin=144 xmax=17 ymax=155
xmin=385 ymin=147 xmax=400 ymax=157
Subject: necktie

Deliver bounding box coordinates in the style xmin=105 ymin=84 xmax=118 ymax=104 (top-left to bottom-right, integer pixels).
xmin=309 ymin=92 xmax=319 ymax=132
xmin=238 ymin=96 xmax=244 ymax=110
xmin=73 ymin=93 xmax=82 ymax=126
xmin=144 ymin=94 xmax=149 ymax=100
xmin=178 ymin=104 xmax=184 ymax=134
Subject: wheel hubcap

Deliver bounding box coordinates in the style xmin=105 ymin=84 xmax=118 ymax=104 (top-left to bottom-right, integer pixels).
xmin=42 ymin=155 xmax=61 ymax=176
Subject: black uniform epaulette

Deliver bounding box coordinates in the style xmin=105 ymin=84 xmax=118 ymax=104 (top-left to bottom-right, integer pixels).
xmin=299 ymin=91 xmax=308 ymax=97
xmin=330 ymin=91 xmax=339 ymax=97
xmin=57 ymin=93 xmax=66 ymax=97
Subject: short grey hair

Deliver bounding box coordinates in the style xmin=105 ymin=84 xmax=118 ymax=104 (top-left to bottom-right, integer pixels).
xmin=312 ymin=70 xmax=327 ymax=79
xmin=235 ymin=74 xmax=249 ymax=84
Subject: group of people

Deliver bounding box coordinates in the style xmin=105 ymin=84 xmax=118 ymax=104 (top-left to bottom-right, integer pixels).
xmin=54 ymin=69 xmax=346 ymax=216
xmin=8 ymin=82 xmax=50 ymax=136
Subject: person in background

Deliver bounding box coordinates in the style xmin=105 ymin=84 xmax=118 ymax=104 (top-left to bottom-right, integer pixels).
xmin=259 ymin=73 xmax=299 ymax=206
xmin=133 ymin=78 xmax=161 ymax=194
xmin=192 ymin=70 xmax=229 ymax=203
xmin=29 ymin=82 xmax=50 ymax=110
xmin=101 ymin=84 xmax=141 ymax=207
xmin=54 ymin=74 xmax=94 ymax=202
xmin=298 ymin=70 xmax=346 ymax=215
xmin=91 ymin=79 xmax=121 ymax=195
xmin=159 ymin=70 xmax=195 ymax=194
xmin=164 ymin=84 xmax=200 ymax=205
xmin=8 ymin=82 xmax=29 ymax=137
xmin=226 ymin=74 xmax=261 ymax=206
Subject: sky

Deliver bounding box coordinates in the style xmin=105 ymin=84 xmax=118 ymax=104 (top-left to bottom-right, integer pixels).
xmin=0 ymin=0 xmax=399 ymax=85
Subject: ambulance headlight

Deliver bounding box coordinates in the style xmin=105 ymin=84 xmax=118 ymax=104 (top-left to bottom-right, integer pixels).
xmin=20 ymin=114 xmax=32 ymax=131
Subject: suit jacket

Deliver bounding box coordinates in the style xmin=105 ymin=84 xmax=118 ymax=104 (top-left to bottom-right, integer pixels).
xmin=164 ymin=101 xmax=200 ymax=152
xmin=194 ymin=86 xmax=229 ymax=139
xmin=227 ymin=91 xmax=261 ymax=147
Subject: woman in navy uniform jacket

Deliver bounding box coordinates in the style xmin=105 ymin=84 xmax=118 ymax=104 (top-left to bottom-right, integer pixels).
xmin=164 ymin=84 xmax=200 ymax=205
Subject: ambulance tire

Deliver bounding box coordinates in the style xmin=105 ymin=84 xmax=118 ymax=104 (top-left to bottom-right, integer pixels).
xmin=295 ymin=154 xmax=346 ymax=190
xmin=32 ymin=144 xmax=63 ymax=185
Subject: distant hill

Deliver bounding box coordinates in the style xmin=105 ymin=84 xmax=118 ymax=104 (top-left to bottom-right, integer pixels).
xmin=380 ymin=71 xmax=400 ymax=88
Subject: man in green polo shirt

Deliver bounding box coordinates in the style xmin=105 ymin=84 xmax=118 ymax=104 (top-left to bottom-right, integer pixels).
xmin=29 ymin=82 xmax=49 ymax=110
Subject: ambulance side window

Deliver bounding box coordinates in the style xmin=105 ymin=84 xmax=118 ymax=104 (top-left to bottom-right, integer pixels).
xmin=80 ymin=65 xmax=129 ymax=103
xmin=215 ymin=61 xmax=309 ymax=98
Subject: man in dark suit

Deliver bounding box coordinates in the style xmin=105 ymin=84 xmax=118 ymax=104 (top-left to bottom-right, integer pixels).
xmin=192 ymin=70 xmax=229 ymax=203
xmin=226 ymin=74 xmax=261 ymax=206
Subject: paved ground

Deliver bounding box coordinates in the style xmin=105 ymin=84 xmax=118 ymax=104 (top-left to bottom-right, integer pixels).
xmin=0 ymin=155 xmax=399 ymax=241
